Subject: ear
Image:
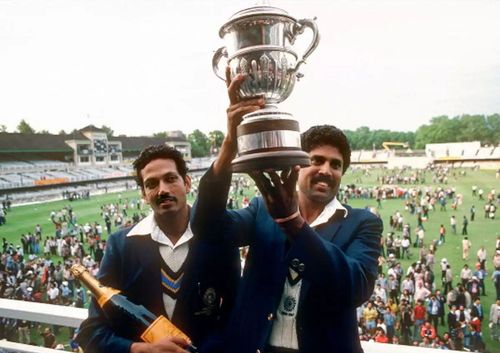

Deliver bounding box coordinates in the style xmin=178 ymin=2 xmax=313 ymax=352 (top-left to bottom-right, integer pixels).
xmin=184 ymin=175 xmax=192 ymax=194
xmin=139 ymin=187 xmax=148 ymax=203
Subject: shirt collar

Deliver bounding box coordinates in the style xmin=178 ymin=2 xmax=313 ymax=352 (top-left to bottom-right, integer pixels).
xmin=309 ymin=197 xmax=348 ymax=228
xmin=127 ymin=213 xmax=193 ymax=249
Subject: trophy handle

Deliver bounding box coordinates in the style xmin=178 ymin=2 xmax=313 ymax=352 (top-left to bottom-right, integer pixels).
xmin=212 ymin=46 xmax=228 ymax=81
xmin=291 ymin=17 xmax=320 ymax=78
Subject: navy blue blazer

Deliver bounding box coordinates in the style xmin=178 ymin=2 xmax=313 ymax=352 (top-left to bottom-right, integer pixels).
xmin=192 ymin=168 xmax=383 ymax=353
xmin=76 ymin=218 xmax=240 ymax=353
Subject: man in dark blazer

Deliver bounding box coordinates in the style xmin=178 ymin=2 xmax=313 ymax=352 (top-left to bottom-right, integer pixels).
xmin=77 ymin=145 xmax=240 ymax=353
xmin=192 ymin=74 xmax=383 ymax=353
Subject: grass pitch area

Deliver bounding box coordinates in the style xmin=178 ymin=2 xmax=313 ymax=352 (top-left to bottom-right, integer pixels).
xmin=1 ymin=167 xmax=498 ymax=351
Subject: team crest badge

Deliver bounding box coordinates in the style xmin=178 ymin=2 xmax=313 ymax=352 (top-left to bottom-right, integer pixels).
xmin=203 ymin=287 xmax=217 ymax=306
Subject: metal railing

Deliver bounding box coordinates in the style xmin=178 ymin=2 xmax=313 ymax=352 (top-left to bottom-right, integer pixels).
xmin=0 ymin=298 xmax=462 ymax=353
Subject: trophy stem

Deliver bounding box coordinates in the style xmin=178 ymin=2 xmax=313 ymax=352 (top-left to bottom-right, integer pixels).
xmin=232 ymin=109 xmax=310 ymax=172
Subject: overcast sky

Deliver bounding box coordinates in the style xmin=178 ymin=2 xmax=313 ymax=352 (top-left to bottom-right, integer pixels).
xmin=1 ymin=0 xmax=499 ymax=136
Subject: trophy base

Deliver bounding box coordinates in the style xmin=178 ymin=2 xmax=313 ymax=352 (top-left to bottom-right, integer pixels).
xmin=231 ymin=150 xmax=310 ymax=173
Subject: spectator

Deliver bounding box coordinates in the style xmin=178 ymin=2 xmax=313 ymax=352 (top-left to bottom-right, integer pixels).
xmin=420 ymin=321 xmax=437 ymax=341
xmin=40 ymin=327 xmax=56 ymax=349
xmin=461 ymin=215 xmax=468 ymax=235
xmin=489 ymin=299 xmax=500 ymax=342
xmin=462 ymin=237 xmax=471 ymax=261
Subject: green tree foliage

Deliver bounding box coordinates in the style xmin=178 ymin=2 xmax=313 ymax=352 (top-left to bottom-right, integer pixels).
xmin=101 ymin=125 xmax=114 ymax=137
xmin=153 ymin=132 xmax=167 ymax=138
xmin=188 ymin=129 xmax=211 ymax=157
xmin=208 ymin=130 xmax=225 ymax=152
xmin=38 ymin=129 xmax=50 ymax=134
xmin=16 ymin=119 xmax=35 ymax=134
xmin=58 ymin=130 xmax=67 ymax=135
xmin=0 ymin=125 xmax=7 ymax=132
xmin=414 ymin=114 xmax=500 ymax=148
xmin=344 ymin=127 xmax=415 ymax=150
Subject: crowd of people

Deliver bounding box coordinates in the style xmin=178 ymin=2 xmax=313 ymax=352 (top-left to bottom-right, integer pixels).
xmin=352 ymin=174 xmax=499 ymax=352
xmin=0 ymin=161 xmax=498 ymax=352
xmin=0 ymin=199 xmax=148 ymax=351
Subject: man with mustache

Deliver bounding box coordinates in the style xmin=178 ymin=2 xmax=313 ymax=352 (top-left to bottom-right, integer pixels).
xmin=77 ymin=144 xmax=240 ymax=353
xmin=192 ymin=73 xmax=383 ymax=353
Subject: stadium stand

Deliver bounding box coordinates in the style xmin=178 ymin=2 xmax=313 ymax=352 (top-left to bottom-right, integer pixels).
xmin=1 ymin=127 xmax=498 ymax=202
xmin=0 ymin=126 xmax=191 ymax=193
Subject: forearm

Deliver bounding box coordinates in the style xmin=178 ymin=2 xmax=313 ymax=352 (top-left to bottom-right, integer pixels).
xmin=191 ymin=165 xmax=232 ymax=239
xmin=77 ymin=304 xmax=133 ymax=353
xmin=213 ymin=137 xmax=237 ymax=177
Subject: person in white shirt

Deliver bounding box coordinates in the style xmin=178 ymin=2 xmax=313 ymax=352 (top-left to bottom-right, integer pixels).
xmin=77 ymin=144 xmax=240 ymax=353
xmin=460 ymin=264 xmax=473 ymax=286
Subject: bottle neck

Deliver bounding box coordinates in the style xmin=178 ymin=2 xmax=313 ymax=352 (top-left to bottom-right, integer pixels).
xmin=71 ymin=264 xmax=120 ymax=307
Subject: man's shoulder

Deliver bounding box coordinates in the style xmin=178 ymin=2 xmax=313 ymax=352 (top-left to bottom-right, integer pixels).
xmin=343 ymin=204 xmax=381 ymax=222
xmin=107 ymin=225 xmax=136 ymax=242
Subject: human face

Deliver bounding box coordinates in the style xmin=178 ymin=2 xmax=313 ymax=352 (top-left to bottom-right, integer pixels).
xmin=140 ymin=158 xmax=191 ymax=218
xmin=298 ymin=145 xmax=343 ymax=204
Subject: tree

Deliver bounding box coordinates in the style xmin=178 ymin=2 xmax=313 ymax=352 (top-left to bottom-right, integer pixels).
xmin=188 ymin=129 xmax=211 ymax=157
xmin=16 ymin=119 xmax=35 ymax=134
xmin=58 ymin=130 xmax=67 ymax=135
xmin=153 ymin=132 xmax=167 ymax=138
xmin=38 ymin=129 xmax=50 ymax=134
xmin=485 ymin=114 xmax=500 ymax=145
xmin=101 ymin=125 xmax=114 ymax=137
xmin=414 ymin=114 xmax=499 ymax=148
xmin=208 ymin=130 xmax=225 ymax=153
xmin=344 ymin=126 xmax=414 ymax=150
xmin=0 ymin=125 xmax=7 ymax=132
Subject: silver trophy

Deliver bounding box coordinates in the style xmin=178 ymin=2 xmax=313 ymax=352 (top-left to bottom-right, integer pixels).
xmin=213 ymin=5 xmax=320 ymax=172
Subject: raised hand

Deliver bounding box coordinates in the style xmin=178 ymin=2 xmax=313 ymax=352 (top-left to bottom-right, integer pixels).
xmin=249 ymin=166 xmax=300 ymax=220
xmin=214 ymin=67 xmax=265 ymax=176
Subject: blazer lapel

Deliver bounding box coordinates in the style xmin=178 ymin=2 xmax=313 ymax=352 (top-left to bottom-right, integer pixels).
xmin=129 ymin=234 xmax=166 ymax=316
xmin=298 ymin=211 xmax=345 ymax=310
xmin=171 ymin=241 xmax=196 ymax=323
xmin=315 ymin=211 xmax=345 ymax=242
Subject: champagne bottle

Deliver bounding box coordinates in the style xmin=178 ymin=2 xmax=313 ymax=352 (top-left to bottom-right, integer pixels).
xmin=70 ymin=264 xmax=197 ymax=352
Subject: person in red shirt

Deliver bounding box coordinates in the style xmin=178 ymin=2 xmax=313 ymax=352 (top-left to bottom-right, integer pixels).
xmin=413 ymin=299 xmax=427 ymax=341
xmin=374 ymin=327 xmax=389 ymax=343
xmin=470 ymin=316 xmax=483 ymax=351
xmin=420 ymin=321 xmax=437 ymax=341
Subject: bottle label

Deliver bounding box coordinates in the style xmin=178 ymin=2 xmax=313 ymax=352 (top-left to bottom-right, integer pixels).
xmin=97 ymin=288 xmax=121 ymax=307
xmin=141 ymin=315 xmax=191 ymax=344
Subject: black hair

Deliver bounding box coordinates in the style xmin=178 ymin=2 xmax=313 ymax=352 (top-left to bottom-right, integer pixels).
xmin=132 ymin=144 xmax=188 ymax=189
xmin=301 ymin=125 xmax=351 ymax=174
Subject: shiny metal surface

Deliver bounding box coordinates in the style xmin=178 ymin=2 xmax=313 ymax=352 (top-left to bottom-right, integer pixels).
xmin=213 ymin=5 xmax=320 ymax=97
xmin=229 ymin=48 xmax=297 ymax=104
xmin=237 ymin=130 xmax=301 ymax=154
xmin=212 ymin=5 xmax=320 ymax=171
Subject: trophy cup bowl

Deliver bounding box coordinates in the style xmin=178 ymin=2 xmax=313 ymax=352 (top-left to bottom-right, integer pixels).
xmin=213 ymin=5 xmax=320 ymax=172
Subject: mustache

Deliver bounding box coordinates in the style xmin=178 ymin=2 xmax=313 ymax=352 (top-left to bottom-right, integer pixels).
xmin=155 ymin=194 xmax=177 ymax=205
xmin=311 ymin=175 xmax=334 ymax=187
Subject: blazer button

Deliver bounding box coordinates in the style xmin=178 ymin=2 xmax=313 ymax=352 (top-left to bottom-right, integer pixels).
xmin=267 ymin=313 xmax=274 ymax=321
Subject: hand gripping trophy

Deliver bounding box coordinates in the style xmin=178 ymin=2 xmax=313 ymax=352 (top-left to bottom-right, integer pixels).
xmin=213 ymin=5 xmax=320 ymax=172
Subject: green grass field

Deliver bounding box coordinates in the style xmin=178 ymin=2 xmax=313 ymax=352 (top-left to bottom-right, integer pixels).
xmin=1 ymin=166 xmax=498 ymax=351
xmin=341 ymin=167 xmax=499 ymax=352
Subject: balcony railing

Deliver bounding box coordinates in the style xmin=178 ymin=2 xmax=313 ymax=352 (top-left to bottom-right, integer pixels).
xmin=0 ymin=298 xmax=462 ymax=353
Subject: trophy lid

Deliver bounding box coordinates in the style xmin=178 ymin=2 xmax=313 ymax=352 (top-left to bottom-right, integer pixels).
xmin=219 ymin=5 xmax=296 ymax=37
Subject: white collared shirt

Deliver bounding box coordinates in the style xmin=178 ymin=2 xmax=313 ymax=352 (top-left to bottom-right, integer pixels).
xmin=127 ymin=213 xmax=193 ymax=318
xmin=269 ymin=198 xmax=347 ymax=349
xmin=309 ymin=197 xmax=348 ymax=228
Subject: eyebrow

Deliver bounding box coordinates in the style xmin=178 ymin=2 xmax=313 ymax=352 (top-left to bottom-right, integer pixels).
xmin=310 ymin=155 xmax=343 ymax=164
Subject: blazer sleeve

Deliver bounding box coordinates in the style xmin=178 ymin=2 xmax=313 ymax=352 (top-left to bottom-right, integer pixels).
xmin=285 ymin=209 xmax=382 ymax=309
xmin=76 ymin=231 xmax=133 ymax=353
xmin=191 ymin=164 xmax=257 ymax=247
